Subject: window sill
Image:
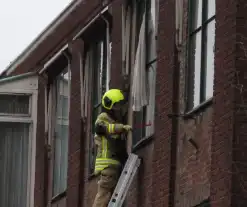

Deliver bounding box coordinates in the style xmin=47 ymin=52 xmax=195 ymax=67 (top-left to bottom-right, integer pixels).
xmin=51 ymin=191 xmax=67 ymax=203
xmin=184 ymin=98 xmax=213 ymax=119
xmin=132 ymin=135 xmax=154 ymax=152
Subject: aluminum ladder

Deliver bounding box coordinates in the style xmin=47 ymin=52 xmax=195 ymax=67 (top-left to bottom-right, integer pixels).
xmin=108 ymin=153 xmax=141 ymax=207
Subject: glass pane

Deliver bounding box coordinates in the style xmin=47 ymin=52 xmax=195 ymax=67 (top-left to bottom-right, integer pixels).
xmin=207 ymin=0 xmax=216 ymax=19
xmin=147 ymin=0 xmax=156 ymax=62
xmin=191 ymin=0 xmax=202 ymax=31
xmin=0 ymin=95 xmax=30 ymax=114
xmin=57 ymin=69 xmax=70 ymax=119
xmin=53 ymin=124 xmax=69 ymax=195
xmin=133 ymin=110 xmax=145 ymax=145
xmin=53 ymin=67 xmax=70 ymax=196
xmin=92 ymin=40 xmax=106 ymax=108
xmin=0 ymin=122 xmax=29 ymax=207
xmin=205 ymin=19 xmax=216 ymax=99
xmin=91 ymin=39 xmax=107 ymax=123
xmin=136 ymin=0 xmax=146 ymax=34
xmin=57 ymin=96 xmax=69 ymax=118
xmin=190 ymin=31 xmax=202 ymax=108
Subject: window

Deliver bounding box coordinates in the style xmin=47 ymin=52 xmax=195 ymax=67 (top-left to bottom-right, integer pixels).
xmin=123 ymin=0 xmax=158 ymax=146
xmin=82 ymin=29 xmax=109 ymax=174
xmin=52 ymin=67 xmax=71 ymax=196
xmin=0 ymin=74 xmax=38 ymax=207
xmin=187 ymin=0 xmax=216 ymax=110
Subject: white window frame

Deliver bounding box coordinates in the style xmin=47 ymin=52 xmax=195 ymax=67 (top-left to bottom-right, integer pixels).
xmin=186 ymin=0 xmax=216 ymax=111
xmin=0 ymin=74 xmax=38 ymax=207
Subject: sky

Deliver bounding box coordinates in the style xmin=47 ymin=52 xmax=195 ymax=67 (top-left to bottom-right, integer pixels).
xmin=0 ymin=0 xmax=73 ymax=73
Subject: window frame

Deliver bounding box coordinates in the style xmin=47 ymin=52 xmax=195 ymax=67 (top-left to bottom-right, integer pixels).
xmin=0 ymin=74 xmax=38 ymax=207
xmin=90 ymin=38 xmax=108 ymax=174
xmin=50 ymin=65 xmax=71 ymax=198
xmin=0 ymin=93 xmax=32 ymax=117
xmin=186 ymin=0 xmax=216 ymax=111
xmin=125 ymin=0 xmax=158 ymax=147
xmin=131 ymin=0 xmax=148 ymax=147
xmin=80 ymin=20 xmax=110 ymax=175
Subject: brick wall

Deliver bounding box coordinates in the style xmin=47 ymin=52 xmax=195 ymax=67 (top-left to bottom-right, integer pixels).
xmin=210 ymin=0 xmax=237 ymax=206
xmin=66 ymin=39 xmax=83 ymax=207
xmin=109 ymin=0 xmax=123 ymax=88
xmin=174 ymin=0 xmax=213 ymax=206
xmin=231 ymin=0 xmax=247 ymax=206
xmin=151 ymin=0 xmax=176 ymax=207
xmin=4 ymin=0 xmax=247 ymax=207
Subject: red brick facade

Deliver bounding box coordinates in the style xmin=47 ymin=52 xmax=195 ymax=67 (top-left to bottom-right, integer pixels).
xmin=2 ymin=0 xmax=247 ymax=207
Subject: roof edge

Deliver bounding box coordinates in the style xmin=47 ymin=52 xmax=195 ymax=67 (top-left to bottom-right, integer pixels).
xmin=1 ymin=0 xmax=82 ymax=77
xmin=0 ymin=72 xmax=37 ymax=85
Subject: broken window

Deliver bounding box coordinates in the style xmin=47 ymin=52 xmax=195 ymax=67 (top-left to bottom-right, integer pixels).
xmin=0 ymin=74 xmax=38 ymax=207
xmin=52 ymin=67 xmax=71 ymax=196
xmin=123 ymin=0 xmax=159 ymax=146
xmin=186 ymin=0 xmax=216 ymax=110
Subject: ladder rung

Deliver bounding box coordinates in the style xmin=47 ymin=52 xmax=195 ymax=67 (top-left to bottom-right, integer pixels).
xmin=108 ymin=153 xmax=141 ymax=207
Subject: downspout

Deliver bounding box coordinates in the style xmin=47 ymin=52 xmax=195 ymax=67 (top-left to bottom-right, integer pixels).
xmin=167 ymin=0 xmax=183 ymax=205
xmin=168 ymin=44 xmax=180 ymax=207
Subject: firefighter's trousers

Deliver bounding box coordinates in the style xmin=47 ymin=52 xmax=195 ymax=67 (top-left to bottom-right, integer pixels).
xmin=92 ymin=166 xmax=120 ymax=207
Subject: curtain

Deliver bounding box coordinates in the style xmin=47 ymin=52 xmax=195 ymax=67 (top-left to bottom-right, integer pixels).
xmin=0 ymin=122 xmax=30 ymax=207
xmin=132 ymin=10 xmax=148 ymax=111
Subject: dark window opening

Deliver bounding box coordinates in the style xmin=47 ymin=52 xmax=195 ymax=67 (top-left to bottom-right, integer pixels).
xmin=83 ymin=22 xmax=109 ymax=175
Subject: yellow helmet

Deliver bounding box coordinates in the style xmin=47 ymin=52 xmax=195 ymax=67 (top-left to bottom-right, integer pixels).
xmin=102 ymin=89 xmax=125 ymax=110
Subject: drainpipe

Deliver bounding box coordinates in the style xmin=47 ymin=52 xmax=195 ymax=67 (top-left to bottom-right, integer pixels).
xmin=167 ymin=44 xmax=180 ymax=207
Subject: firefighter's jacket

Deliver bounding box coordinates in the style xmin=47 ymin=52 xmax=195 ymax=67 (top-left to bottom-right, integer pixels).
xmin=94 ymin=112 xmax=127 ymax=175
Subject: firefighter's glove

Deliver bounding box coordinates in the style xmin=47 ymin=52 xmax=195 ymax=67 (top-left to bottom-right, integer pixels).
xmin=123 ymin=125 xmax=132 ymax=132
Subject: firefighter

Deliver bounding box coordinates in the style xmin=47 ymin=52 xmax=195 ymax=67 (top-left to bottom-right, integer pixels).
xmin=92 ymin=89 xmax=132 ymax=207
